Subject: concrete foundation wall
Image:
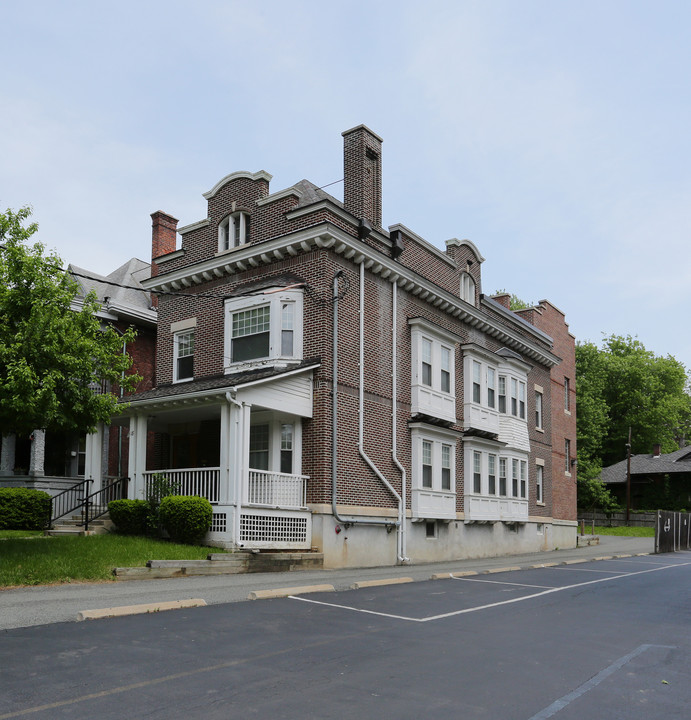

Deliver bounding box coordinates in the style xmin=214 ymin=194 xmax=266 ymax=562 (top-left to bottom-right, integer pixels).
xmin=313 ymin=512 xmax=578 ymax=568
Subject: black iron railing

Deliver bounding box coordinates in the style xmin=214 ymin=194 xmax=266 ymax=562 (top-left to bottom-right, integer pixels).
xmin=47 ymin=477 xmax=129 ymax=530
xmin=82 ymin=476 xmax=129 ymax=531
xmin=47 ymin=479 xmax=92 ymax=527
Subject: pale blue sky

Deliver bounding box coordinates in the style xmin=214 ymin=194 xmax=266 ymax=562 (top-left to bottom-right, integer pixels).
xmin=2 ymin=1 xmax=690 ymax=368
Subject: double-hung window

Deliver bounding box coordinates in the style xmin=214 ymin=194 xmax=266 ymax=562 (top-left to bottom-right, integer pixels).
xmin=535 ymin=391 xmax=543 ymax=430
xmin=174 ymin=330 xmax=194 ymax=382
xmin=410 ymin=319 xmax=458 ymax=423
xmin=487 ymin=368 xmax=496 ymax=409
xmin=225 ymin=289 xmax=303 ymax=369
xmin=498 ymin=376 xmax=507 ymax=413
xmin=472 ymin=361 xmax=482 ymax=403
xmin=410 ymin=424 xmax=459 ymax=520
xmin=536 ymin=463 xmax=544 ymax=503
xmin=232 ymin=306 xmax=271 ymax=362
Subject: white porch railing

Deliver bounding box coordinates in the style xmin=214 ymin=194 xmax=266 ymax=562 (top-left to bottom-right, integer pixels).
xmin=247 ymin=469 xmax=308 ymax=509
xmin=144 ymin=468 xmax=220 ymax=504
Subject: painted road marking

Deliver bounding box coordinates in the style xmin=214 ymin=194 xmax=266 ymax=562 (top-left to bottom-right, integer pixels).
xmin=527 ymin=644 xmax=676 ymax=720
xmin=451 ymin=576 xmax=555 ymax=589
xmin=290 ymin=561 xmax=691 ymax=623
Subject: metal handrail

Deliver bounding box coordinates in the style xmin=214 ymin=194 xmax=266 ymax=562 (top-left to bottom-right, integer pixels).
xmin=82 ymin=477 xmax=129 ymax=531
xmin=47 ymin=479 xmax=92 ymax=528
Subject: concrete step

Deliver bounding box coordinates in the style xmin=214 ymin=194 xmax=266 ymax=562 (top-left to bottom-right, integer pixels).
xmin=113 ymin=551 xmax=324 ymax=580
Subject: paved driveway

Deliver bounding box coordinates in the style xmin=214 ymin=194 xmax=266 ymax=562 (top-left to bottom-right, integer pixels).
xmin=2 ymin=548 xmax=689 ymax=720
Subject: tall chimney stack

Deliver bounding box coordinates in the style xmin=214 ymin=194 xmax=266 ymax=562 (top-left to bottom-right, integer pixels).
xmin=150 ymin=211 xmax=179 ymax=279
xmin=342 ymin=125 xmax=383 ymax=228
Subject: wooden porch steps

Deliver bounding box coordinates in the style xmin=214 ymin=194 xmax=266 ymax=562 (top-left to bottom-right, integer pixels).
xmin=113 ymin=551 xmax=324 ymax=580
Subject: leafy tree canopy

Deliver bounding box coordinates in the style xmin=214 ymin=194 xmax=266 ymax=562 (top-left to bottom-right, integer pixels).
xmin=576 ymin=334 xmax=691 ymax=479
xmin=0 ymin=207 xmax=140 ymax=437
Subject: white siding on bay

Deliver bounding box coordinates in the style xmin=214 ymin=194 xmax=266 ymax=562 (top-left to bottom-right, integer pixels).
xmin=240 ymin=374 xmax=313 ymax=417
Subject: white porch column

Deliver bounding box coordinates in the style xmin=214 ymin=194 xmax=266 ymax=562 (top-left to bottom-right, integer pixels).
xmin=1 ymin=434 xmax=16 ymax=475
xmin=219 ymin=402 xmax=232 ymax=505
xmin=231 ymin=400 xmax=251 ymax=547
xmin=84 ymin=424 xmax=104 ymax=491
xmin=29 ymin=429 xmax=46 ymax=477
xmin=127 ymin=416 xmax=148 ymax=500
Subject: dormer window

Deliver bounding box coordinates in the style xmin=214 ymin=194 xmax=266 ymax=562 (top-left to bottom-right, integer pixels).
xmin=460 ymin=272 xmax=475 ymax=305
xmin=219 ymin=211 xmax=250 ymax=252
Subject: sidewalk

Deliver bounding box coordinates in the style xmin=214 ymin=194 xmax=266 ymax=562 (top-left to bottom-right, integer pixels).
xmin=0 ymin=535 xmax=654 ymax=631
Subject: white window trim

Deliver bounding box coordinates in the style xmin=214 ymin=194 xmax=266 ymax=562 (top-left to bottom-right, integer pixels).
xmin=410 ymin=423 xmax=460 ymax=520
xmin=173 ymin=328 xmax=195 ymax=383
xmin=249 ymin=411 xmax=303 ymax=477
xmin=460 ymin=272 xmax=475 ymax=305
xmin=535 ymin=389 xmax=543 ymax=431
xmin=536 ymin=459 xmax=545 ymax=506
xmin=218 ymin=211 xmax=250 ymax=253
xmin=224 ymin=288 xmax=303 ymax=371
xmin=409 ymin=319 xmax=459 ymax=424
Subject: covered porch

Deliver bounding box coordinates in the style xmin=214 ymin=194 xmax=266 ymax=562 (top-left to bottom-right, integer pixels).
xmin=112 ymin=363 xmax=318 ymax=549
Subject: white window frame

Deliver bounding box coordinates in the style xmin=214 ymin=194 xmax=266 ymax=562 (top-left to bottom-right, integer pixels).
xmin=460 ymin=272 xmax=475 ymax=305
xmin=564 ymin=377 xmax=571 ymax=413
xmin=463 ymin=441 xmax=529 ymax=521
xmin=173 ymin=329 xmax=195 ymax=383
xmin=410 ymin=319 xmax=458 ymax=423
xmin=249 ymin=411 xmax=303 ymax=477
xmin=462 ymin=346 xmax=500 ymax=434
xmin=219 ymin=211 xmax=250 ymax=252
xmin=410 ymin=423 xmax=459 ymax=520
xmin=535 ymin=389 xmax=543 ymax=431
xmin=224 ymin=289 xmax=303 ymax=371
xmin=536 ymin=460 xmax=545 ymax=505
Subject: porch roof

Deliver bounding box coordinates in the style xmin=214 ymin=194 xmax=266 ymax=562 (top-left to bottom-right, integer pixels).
xmin=119 ymin=358 xmax=321 ymax=410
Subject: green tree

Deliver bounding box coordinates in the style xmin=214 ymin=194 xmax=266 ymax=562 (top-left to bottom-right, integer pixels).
xmin=0 ymin=207 xmax=139 ymax=437
xmin=576 ymin=334 xmax=691 ymax=477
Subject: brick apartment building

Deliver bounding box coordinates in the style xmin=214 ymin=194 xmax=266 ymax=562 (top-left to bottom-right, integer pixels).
xmin=116 ymin=125 xmax=577 ymax=567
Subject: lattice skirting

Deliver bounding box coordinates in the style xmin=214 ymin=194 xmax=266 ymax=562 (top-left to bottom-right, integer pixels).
xmin=240 ymin=514 xmax=308 ymax=543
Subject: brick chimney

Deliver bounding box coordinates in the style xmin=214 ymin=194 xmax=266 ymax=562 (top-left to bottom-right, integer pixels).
xmin=150 ymin=211 xmax=179 ymax=278
xmin=652 ymin=443 xmax=661 ymax=457
xmin=342 ymin=125 xmax=383 ymax=228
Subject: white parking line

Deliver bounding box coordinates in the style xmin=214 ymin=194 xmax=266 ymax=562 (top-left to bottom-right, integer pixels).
xmin=290 ymin=561 xmax=691 ymax=623
xmin=547 ymin=567 xmax=630 ymax=574
xmin=451 ymin=577 xmax=554 ymax=589
xmin=527 ymin=644 xmax=676 ymax=719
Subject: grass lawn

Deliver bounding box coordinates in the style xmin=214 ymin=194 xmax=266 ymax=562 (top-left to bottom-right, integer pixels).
xmin=583 ymin=525 xmax=655 ymax=537
xmin=0 ymin=534 xmax=225 ymax=587
xmin=0 ymin=530 xmax=44 ymax=540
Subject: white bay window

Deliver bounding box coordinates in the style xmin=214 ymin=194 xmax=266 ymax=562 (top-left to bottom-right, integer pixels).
xmin=224 ymin=288 xmax=303 ymax=370
xmin=410 ymin=319 xmax=458 ymax=423
xmin=411 ymin=423 xmax=459 ymax=520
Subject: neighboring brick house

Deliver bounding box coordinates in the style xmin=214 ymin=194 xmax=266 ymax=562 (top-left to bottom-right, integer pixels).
xmin=0 ymin=258 xmax=155 ymax=495
xmin=120 ymin=125 xmax=578 ymax=567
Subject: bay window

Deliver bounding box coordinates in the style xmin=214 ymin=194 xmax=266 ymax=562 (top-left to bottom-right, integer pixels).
xmin=410 ymin=319 xmax=458 ymax=423
xmin=410 ymin=423 xmax=459 ymax=520
xmin=224 ymin=288 xmax=303 ymax=370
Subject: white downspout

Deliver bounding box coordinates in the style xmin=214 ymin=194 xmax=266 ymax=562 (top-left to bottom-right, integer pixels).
xmin=358 ymin=261 xmax=404 ymax=564
xmin=391 ymin=280 xmax=409 ymax=563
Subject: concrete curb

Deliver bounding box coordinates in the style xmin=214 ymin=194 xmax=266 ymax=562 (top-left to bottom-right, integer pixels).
xmin=485 ymin=566 xmax=522 ymax=574
xmin=350 ymin=577 xmax=413 ymax=590
xmin=77 ymin=598 xmax=207 ymax=621
xmin=248 ymin=584 xmax=335 ymax=600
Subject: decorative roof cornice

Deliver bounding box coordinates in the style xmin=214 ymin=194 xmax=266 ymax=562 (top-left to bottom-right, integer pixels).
xmin=203 ymin=171 xmax=273 ymax=200
xmin=141 ymin=223 xmax=560 ymax=367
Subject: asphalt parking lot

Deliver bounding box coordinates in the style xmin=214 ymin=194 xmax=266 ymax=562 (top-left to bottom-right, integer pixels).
xmin=2 ymin=548 xmax=690 ymax=720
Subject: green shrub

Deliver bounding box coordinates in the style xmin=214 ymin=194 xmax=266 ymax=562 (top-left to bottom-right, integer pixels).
xmin=159 ymin=495 xmax=212 ymax=544
xmin=108 ymin=499 xmax=153 ymax=536
xmin=145 ymin=472 xmax=181 ymax=534
xmin=0 ymin=488 xmax=51 ymax=530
